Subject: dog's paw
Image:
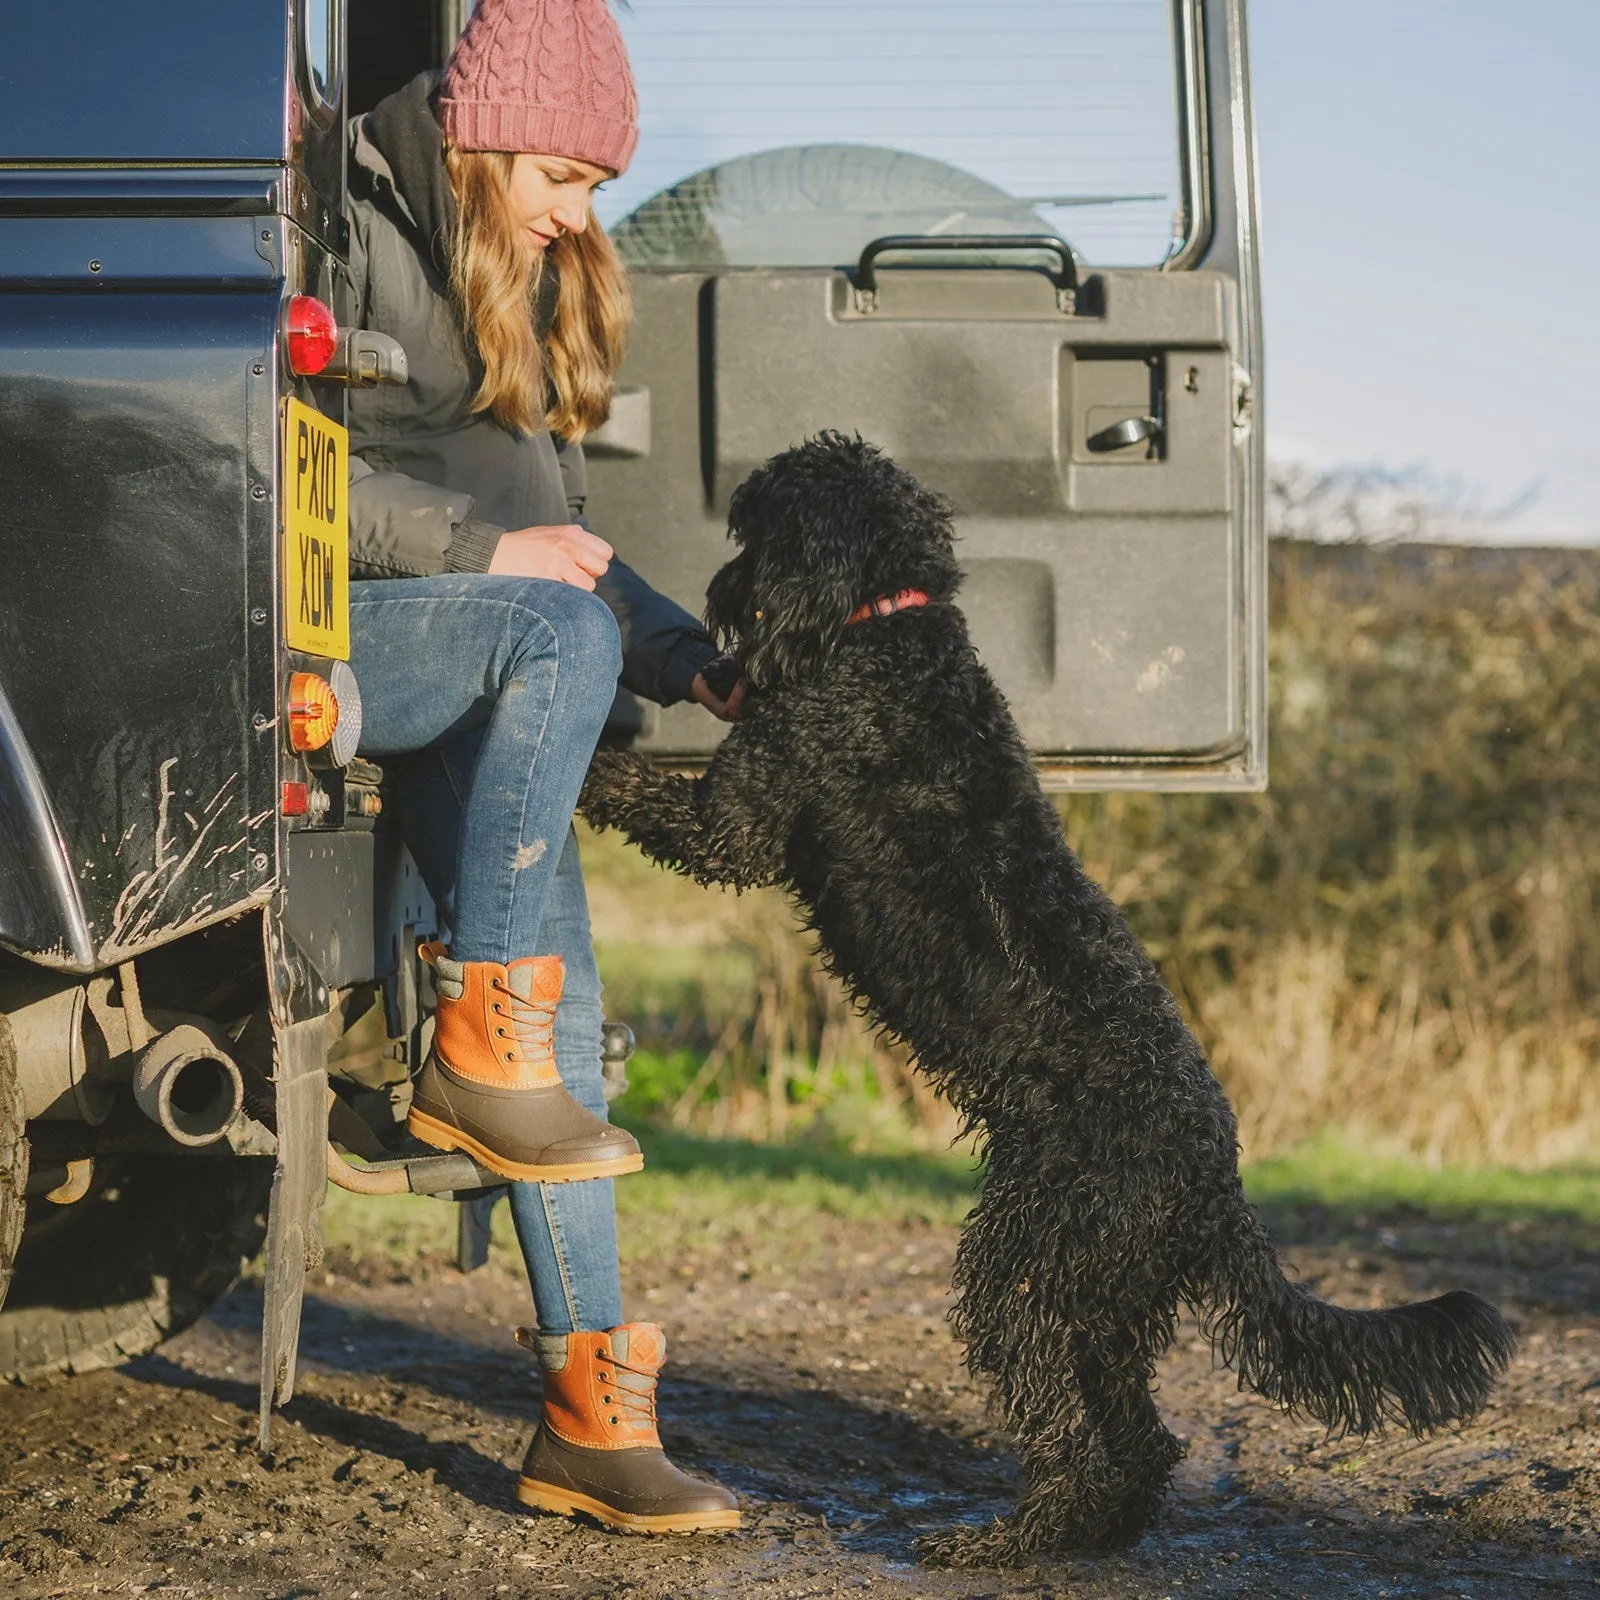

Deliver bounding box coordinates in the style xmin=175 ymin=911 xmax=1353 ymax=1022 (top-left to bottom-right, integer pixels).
xmin=919 ymin=1504 xmax=1144 ymax=1567
xmin=916 ymin=1520 xmax=1020 ymax=1569
xmin=578 ymin=747 xmax=654 ymax=829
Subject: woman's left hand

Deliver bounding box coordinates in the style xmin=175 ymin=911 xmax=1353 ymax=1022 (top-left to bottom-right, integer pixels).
xmin=690 ymin=671 xmax=746 ymax=722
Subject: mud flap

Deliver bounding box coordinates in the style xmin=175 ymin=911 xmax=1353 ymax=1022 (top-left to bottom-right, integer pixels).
xmin=257 ymin=1013 xmax=328 ymax=1453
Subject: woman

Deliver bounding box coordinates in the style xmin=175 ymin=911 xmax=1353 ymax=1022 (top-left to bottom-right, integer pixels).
xmin=340 ymin=0 xmax=740 ymax=1534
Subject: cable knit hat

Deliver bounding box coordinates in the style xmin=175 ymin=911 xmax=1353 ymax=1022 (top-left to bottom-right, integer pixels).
xmin=436 ymin=0 xmax=639 ymax=174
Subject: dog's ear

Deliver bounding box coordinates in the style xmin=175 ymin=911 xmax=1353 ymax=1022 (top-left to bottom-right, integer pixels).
xmin=739 ymin=561 xmax=865 ymax=689
xmin=722 ymin=431 xmax=963 ymax=688
xmin=704 ymin=547 xmax=754 ymax=654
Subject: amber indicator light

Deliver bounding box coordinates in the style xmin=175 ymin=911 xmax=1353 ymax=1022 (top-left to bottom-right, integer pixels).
xmin=287 ymin=672 xmax=341 ymax=752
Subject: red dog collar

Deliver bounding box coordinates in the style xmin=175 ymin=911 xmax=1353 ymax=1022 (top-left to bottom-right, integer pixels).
xmin=846 ymin=588 xmax=930 ymax=625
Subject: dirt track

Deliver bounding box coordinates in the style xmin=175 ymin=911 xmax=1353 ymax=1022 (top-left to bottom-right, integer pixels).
xmin=2 ymin=1202 xmax=1598 ymax=1599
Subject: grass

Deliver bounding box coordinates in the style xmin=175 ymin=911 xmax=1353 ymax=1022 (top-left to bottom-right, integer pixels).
xmin=1244 ymin=1127 xmax=1600 ymax=1229
xmin=318 ymin=1121 xmax=1600 ymax=1283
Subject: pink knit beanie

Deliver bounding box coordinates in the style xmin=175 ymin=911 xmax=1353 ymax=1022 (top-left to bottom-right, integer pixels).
xmin=436 ymin=0 xmax=639 ymax=175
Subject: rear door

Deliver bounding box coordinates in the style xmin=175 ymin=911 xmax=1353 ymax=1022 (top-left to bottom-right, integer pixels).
xmin=586 ymin=0 xmax=1265 ymax=790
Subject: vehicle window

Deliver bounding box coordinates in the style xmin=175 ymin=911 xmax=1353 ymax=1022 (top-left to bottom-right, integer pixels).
xmin=601 ymin=0 xmax=1182 ymax=271
xmin=304 ymin=0 xmax=343 ymax=116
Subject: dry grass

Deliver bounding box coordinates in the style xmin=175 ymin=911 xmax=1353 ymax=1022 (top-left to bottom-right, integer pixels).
xmin=585 ymin=542 xmax=1600 ymax=1168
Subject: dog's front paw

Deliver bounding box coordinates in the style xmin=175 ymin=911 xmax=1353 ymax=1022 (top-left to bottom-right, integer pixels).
xmin=578 ymin=747 xmax=654 ymax=831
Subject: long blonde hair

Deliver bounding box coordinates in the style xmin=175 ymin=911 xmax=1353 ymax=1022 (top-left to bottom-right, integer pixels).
xmin=444 ymin=145 xmax=630 ymax=441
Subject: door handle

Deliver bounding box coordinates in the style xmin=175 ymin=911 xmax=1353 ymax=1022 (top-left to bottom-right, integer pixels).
xmin=854 ymin=233 xmax=1079 ymax=313
xmin=1085 ymin=415 xmax=1159 ymax=454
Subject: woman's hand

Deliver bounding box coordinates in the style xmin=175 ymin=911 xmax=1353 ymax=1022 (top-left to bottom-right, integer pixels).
xmin=488 ymin=524 xmax=613 ymax=589
xmin=690 ymin=671 xmax=747 ymax=722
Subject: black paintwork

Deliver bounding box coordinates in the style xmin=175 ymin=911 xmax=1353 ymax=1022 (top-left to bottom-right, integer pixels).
xmin=0 ymin=171 xmax=280 ymax=220
xmin=0 ymin=216 xmax=282 ymax=287
xmin=0 ymin=0 xmax=358 ymax=977
xmin=0 ymin=5 xmax=289 ymax=164
xmin=0 ymin=287 xmax=281 ymax=967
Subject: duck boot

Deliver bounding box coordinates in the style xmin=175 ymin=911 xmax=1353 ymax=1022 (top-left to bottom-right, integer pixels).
xmin=515 ymin=1323 xmax=740 ymax=1534
xmin=407 ymin=943 xmax=643 ymax=1183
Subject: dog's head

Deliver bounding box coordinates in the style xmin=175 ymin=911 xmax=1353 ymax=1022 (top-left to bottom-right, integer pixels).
xmin=706 ymin=432 xmax=961 ymax=687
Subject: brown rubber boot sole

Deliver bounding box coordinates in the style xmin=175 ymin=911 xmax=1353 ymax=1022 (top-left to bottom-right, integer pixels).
xmin=515 ymin=1475 xmax=741 ymax=1534
xmin=407 ymin=1107 xmax=645 ymax=1184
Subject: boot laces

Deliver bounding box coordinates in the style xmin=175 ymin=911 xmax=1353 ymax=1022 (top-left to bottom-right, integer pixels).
xmin=490 ymin=978 xmax=556 ymax=1060
xmin=595 ymin=1349 xmax=658 ymax=1431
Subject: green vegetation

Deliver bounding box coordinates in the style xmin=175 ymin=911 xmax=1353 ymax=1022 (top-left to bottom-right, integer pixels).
xmin=1245 ymin=1126 xmax=1600 ymax=1224
xmin=319 ymin=1124 xmax=1600 ymax=1280
xmin=586 ymin=543 xmax=1600 ymax=1169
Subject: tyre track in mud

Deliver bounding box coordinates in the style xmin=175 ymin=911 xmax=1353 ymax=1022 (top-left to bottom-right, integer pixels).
xmin=2 ymin=1212 xmax=1598 ymax=1598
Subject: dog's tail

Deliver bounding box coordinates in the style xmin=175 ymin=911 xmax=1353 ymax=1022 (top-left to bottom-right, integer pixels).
xmin=1199 ymin=1193 xmax=1515 ymax=1437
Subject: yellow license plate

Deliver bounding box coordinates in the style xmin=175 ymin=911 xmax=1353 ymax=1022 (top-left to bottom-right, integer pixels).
xmin=282 ymin=396 xmax=350 ymax=660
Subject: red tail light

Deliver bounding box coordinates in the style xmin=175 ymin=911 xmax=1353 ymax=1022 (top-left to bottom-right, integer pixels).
xmin=285 ymin=295 xmax=339 ymax=375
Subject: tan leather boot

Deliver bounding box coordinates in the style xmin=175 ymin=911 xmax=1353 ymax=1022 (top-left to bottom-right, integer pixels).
xmin=515 ymin=1323 xmax=740 ymax=1534
xmin=407 ymin=943 xmax=643 ymax=1183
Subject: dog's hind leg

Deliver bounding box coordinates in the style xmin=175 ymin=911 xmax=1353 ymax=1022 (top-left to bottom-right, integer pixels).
xmin=1067 ymin=1338 xmax=1185 ymax=1549
xmin=918 ymin=1366 xmax=1101 ymax=1567
xmin=921 ymin=1329 xmax=1183 ymax=1566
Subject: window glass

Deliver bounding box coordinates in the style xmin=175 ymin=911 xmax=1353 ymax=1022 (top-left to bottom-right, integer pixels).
xmin=304 ymin=0 xmax=342 ymax=114
xmin=600 ymin=1 xmax=1182 ymax=270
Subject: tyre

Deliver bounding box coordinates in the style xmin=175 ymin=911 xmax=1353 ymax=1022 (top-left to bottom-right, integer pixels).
xmin=0 ymin=1017 xmax=27 ymax=1316
xmin=0 ymin=1151 xmax=272 ymax=1382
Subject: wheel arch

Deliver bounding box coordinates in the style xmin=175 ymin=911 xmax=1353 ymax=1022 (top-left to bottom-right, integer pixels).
xmin=0 ymin=680 xmax=94 ymax=969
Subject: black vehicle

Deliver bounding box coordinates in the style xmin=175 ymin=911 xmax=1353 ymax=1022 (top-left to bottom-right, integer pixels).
xmin=0 ymin=0 xmax=1262 ymax=1443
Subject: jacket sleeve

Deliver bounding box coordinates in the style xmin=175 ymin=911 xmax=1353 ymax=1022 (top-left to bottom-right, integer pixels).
xmin=596 ymin=556 xmax=719 ymax=706
xmin=558 ymin=437 xmax=718 ymax=705
xmin=347 ymin=455 xmax=504 ymax=579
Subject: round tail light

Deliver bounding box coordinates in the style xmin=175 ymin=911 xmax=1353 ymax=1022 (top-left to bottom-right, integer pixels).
xmin=287 ymin=672 xmax=340 ymax=751
xmin=286 ymin=662 xmax=363 ymax=766
xmin=285 ymin=295 xmax=339 ymax=376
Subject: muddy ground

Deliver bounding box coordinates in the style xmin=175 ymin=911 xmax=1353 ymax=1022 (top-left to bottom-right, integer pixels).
xmin=2 ymin=1197 xmax=1598 ymax=1599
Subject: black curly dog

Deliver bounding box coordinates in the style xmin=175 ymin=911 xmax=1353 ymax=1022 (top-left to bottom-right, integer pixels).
xmin=580 ymin=433 xmax=1515 ymax=1563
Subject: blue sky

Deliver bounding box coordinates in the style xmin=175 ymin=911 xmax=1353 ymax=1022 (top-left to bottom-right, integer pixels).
xmin=1251 ymin=1 xmax=1599 ymax=542
xmin=604 ymin=1 xmax=1597 ymax=544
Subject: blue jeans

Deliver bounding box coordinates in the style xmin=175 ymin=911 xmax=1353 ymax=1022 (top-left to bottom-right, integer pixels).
xmin=350 ymin=575 xmax=626 ymax=1333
